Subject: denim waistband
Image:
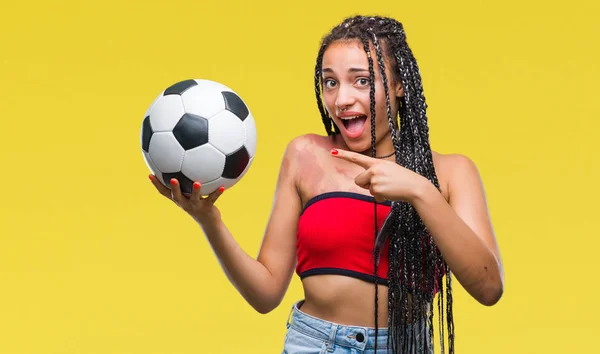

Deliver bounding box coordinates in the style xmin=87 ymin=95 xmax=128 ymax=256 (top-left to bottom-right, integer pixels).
xmin=286 ymin=300 xmax=397 ymax=351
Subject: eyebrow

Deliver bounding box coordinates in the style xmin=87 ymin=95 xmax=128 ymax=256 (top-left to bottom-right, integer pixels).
xmin=322 ymin=67 xmax=370 ymax=73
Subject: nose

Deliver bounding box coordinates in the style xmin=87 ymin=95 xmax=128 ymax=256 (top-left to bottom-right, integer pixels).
xmin=335 ymin=84 xmax=355 ymax=111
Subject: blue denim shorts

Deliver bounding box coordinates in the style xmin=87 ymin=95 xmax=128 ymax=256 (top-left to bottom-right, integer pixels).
xmin=282 ymin=300 xmax=433 ymax=354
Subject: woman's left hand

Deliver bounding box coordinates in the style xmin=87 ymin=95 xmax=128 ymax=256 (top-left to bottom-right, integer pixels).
xmin=331 ymin=148 xmax=428 ymax=203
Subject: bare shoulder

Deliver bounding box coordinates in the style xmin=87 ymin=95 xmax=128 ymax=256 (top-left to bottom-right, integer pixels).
xmin=283 ymin=133 xmax=335 ymax=167
xmin=285 ymin=133 xmax=334 ymax=152
xmin=431 ymin=151 xmax=481 ymax=201
xmin=432 ymin=152 xmax=501 ymax=271
xmin=432 ymin=151 xmax=487 ymax=205
xmin=251 ymin=135 xmax=333 ymax=312
xmin=432 ymin=151 xmax=479 ymax=175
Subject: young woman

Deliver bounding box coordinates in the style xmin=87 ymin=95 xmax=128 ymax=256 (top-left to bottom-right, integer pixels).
xmin=149 ymin=15 xmax=504 ymax=354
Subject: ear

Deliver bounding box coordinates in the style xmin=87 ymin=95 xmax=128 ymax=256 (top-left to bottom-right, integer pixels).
xmin=394 ymin=81 xmax=405 ymax=98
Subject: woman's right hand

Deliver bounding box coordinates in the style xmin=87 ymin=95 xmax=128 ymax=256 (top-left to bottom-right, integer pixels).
xmin=149 ymin=175 xmax=225 ymax=226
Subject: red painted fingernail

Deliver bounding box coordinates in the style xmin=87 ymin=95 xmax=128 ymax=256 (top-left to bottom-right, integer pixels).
xmin=148 ymin=174 xmax=153 ymax=181
xmin=331 ymin=149 xmax=338 ymax=155
xmin=170 ymin=178 xmax=177 ymax=186
xmin=219 ymin=186 xmax=225 ymax=193
xmin=193 ymin=182 xmax=201 ymax=190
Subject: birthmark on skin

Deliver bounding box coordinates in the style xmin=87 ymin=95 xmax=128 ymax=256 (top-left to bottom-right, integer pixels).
xmin=484 ymin=266 xmax=488 ymax=271
xmin=334 ymin=161 xmax=365 ymax=181
xmin=298 ymin=145 xmax=327 ymax=190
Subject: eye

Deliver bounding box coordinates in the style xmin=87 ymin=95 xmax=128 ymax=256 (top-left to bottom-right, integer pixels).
xmin=357 ymin=78 xmax=370 ymax=86
xmin=323 ymin=79 xmax=337 ymax=89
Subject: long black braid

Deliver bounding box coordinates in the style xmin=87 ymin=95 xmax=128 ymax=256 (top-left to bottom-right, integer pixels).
xmin=313 ymin=15 xmax=455 ymax=353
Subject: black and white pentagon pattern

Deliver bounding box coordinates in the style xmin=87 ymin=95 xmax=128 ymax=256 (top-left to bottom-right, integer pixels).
xmin=162 ymin=171 xmax=195 ymax=195
xmin=181 ymin=144 xmax=226 ymax=186
xmin=172 ymin=113 xmax=209 ymax=150
xmin=163 ymin=79 xmax=197 ymax=95
xmin=142 ymin=150 xmax=166 ymax=186
xmin=180 ymin=80 xmax=230 ymax=119
xmin=222 ymin=91 xmax=249 ymax=121
xmin=220 ymin=90 xmax=257 ymax=158
xmin=148 ymin=132 xmax=185 ymax=173
xmin=208 ymin=110 xmax=245 ymax=155
xmin=141 ymin=79 xmax=257 ymax=196
xmin=148 ymin=94 xmax=185 ymax=132
xmin=211 ymin=90 xmax=256 ymax=180
xmin=223 ymin=146 xmax=250 ymax=179
xmin=141 ymin=116 xmax=153 ymax=153
xmin=243 ymin=114 xmax=257 ymax=157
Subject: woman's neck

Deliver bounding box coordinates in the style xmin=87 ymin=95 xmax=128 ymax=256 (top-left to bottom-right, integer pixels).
xmin=363 ymin=135 xmax=396 ymax=160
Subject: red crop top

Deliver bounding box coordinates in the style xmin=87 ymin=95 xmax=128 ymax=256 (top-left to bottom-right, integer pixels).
xmin=295 ymin=191 xmax=445 ymax=292
xmin=296 ymin=191 xmax=392 ymax=285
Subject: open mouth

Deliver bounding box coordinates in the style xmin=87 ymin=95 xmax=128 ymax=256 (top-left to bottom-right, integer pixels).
xmin=341 ymin=115 xmax=367 ymax=134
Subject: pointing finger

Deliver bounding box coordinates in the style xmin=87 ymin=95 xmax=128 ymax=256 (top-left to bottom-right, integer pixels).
xmin=354 ymin=169 xmax=373 ymax=189
xmin=331 ymin=149 xmax=377 ymax=169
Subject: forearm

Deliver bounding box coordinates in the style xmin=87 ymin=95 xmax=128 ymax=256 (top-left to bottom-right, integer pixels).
xmin=409 ymin=180 xmax=504 ymax=306
xmin=198 ymin=215 xmax=278 ymax=313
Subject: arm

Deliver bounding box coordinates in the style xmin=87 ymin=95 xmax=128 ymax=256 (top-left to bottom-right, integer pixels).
xmin=152 ymin=139 xmax=302 ymax=314
xmin=201 ymin=141 xmax=301 ymax=314
xmin=328 ymin=148 xmax=504 ymax=305
xmin=200 ymin=140 xmax=302 ymax=314
xmin=410 ymin=154 xmax=504 ymax=306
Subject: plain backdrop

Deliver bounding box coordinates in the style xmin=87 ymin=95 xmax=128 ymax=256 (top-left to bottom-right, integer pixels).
xmin=0 ymin=0 xmax=598 ymax=353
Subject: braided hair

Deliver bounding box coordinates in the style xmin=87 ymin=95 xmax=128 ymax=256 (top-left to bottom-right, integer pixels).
xmin=314 ymin=15 xmax=455 ymax=353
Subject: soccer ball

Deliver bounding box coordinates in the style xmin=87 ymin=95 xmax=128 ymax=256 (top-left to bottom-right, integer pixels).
xmin=141 ymin=79 xmax=257 ymax=196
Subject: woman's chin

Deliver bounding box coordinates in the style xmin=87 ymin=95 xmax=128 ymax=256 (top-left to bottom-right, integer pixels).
xmin=339 ymin=134 xmax=370 ymax=154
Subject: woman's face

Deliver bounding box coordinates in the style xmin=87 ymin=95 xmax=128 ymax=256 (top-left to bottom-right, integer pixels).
xmin=321 ymin=39 xmax=404 ymax=153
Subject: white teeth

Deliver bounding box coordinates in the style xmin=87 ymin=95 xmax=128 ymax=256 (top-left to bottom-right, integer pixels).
xmin=340 ymin=115 xmax=363 ymax=120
